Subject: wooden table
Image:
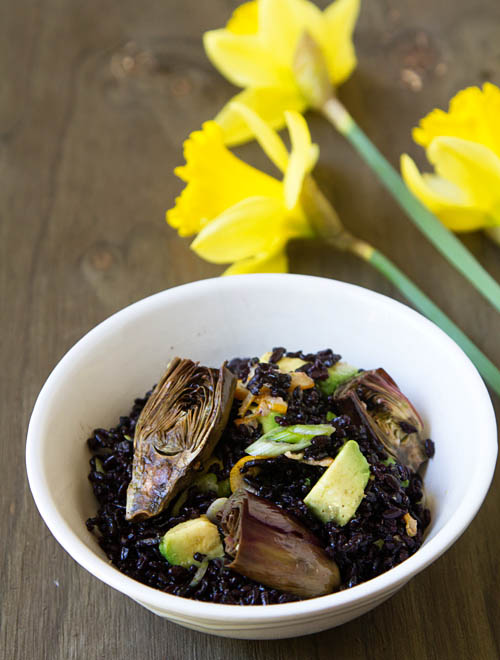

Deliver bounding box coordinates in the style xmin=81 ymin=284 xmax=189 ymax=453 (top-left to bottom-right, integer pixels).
xmin=2 ymin=0 xmax=499 ymax=657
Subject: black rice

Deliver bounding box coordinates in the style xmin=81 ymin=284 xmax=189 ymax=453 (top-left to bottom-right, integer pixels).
xmin=86 ymin=348 xmax=431 ymax=604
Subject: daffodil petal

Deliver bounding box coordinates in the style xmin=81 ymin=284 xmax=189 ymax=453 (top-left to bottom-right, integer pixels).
xmin=214 ymin=86 xmax=307 ymax=147
xmin=401 ymin=154 xmax=467 ymax=204
xmin=226 ymin=1 xmax=259 ymax=35
xmin=413 ymin=83 xmax=500 ymax=155
xmin=413 ymin=107 xmax=466 ymax=148
xmin=283 ymin=111 xmax=317 ymax=209
xmin=480 ymin=82 xmax=500 ymax=155
xmin=203 ymin=29 xmax=292 ymax=88
xmin=223 ymin=248 xmax=289 ymax=275
xmin=259 ymin=0 xmax=325 ymax=68
xmin=422 ymin=173 xmax=468 ymax=201
xmin=231 ymin=101 xmax=289 ymax=172
xmin=259 ymin=0 xmax=298 ymax=65
xmin=401 ymin=153 xmax=490 ymax=232
xmin=322 ymin=0 xmax=360 ymax=84
xmin=427 ymin=136 xmax=500 ymax=211
xmin=432 ymin=207 xmax=490 ymax=232
xmin=308 ymin=143 xmax=320 ymax=166
xmin=166 ymin=122 xmax=282 ymax=236
xmin=191 ymin=196 xmax=291 ymax=263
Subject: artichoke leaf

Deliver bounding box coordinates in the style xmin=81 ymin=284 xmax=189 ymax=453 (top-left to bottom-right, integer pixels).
xmin=126 ymin=357 xmax=236 ymax=521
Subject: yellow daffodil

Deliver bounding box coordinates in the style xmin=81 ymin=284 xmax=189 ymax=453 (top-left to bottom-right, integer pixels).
xmin=163 ymin=99 xmax=500 ymax=393
xmin=203 ymin=0 xmax=360 ymax=145
xmin=401 ymin=83 xmax=500 ymax=244
xmin=166 ymin=107 xmax=317 ymax=274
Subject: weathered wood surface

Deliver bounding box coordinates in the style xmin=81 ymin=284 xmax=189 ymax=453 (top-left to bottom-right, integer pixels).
xmin=1 ymin=0 xmax=499 ymax=658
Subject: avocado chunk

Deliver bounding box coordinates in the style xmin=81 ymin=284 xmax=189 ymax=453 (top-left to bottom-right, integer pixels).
xmin=194 ymin=472 xmax=231 ymax=497
xmin=259 ymin=352 xmax=307 ymax=373
xmin=318 ymin=362 xmax=359 ymax=396
xmin=304 ymin=440 xmax=370 ymax=525
xmin=159 ymin=515 xmax=224 ymax=567
xmin=194 ymin=473 xmax=219 ymax=494
xmin=276 ymin=356 xmax=307 ymax=372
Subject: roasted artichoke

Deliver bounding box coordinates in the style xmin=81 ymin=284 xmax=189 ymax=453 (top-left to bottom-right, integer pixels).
xmin=126 ymin=358 xmax=236 ymax=521
xmin=220 ymin=490 xmax=340 ymax=598
xmin=334 ymin=368 xmax=428 ymax=471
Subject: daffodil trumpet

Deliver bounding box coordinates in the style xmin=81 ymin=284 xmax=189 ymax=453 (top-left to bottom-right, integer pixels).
xmin=167 ymin=108 xmax=317 ymax=275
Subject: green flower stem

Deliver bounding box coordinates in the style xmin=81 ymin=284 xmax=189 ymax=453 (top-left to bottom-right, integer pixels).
xmin=321 ymin=98 xmax=500 ymax=315
xmin=300 ymin=176 xmax=500 ymax=397
xmin=368 ymin=248 xmax=500 ymax=397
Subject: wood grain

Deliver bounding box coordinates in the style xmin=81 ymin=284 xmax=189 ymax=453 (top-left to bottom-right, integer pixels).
xmin=1 ymin=0 xmax=499 ymax=658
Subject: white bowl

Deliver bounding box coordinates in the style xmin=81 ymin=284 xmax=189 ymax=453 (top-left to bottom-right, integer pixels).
xmin=26 ymin=274 xmax=497 ymax=639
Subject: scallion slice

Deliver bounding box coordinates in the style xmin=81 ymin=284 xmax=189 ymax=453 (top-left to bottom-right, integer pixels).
xmin=245 ymin=424 xmax=334 ymax=457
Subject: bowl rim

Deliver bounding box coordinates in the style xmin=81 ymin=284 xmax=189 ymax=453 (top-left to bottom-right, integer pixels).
xmin=26 ymin=274 xmax=498 ymax=623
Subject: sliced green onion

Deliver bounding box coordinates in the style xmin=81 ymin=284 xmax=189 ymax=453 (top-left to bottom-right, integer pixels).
xmin=246 ymin=437 xmax=313 ymax=457
xmin=285 ymin=424 xmax=335 ymax=437
xmin=206 ymin=497 xmax=229 ymax=523
xmin=171 ymin=489 xmax=189 ymax=516
xmin=260 ymin=411 xmax=280 ymax=434
xmin=189 ymin=560 xmax=209 ymax=587
xmin=245 ymin=424 xmax=334 ymax=457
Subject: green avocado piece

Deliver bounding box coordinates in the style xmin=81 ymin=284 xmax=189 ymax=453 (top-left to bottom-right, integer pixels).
xmin=194 ymin=473 xmax=219 ymax=494
xmin=304 ymin=440 xmax=370 ymax=525
xmin=194 ymin=472 xmax=230 ymax=497
xmin=217 ymin=478 xmax=231 ymax=497
xmin=159 ymin=515 xmax=224 ymax=568
xmin=318 ymin=362 xmax=359 ymax=396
